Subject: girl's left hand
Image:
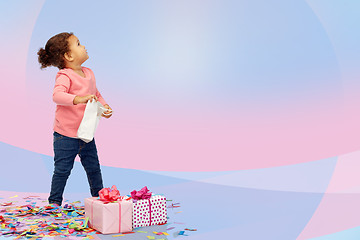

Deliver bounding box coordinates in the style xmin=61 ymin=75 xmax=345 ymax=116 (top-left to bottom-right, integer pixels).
xmin=102 ymin=104 xmax=113 ymax=118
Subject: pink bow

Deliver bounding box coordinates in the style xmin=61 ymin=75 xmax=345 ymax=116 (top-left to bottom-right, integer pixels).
xmin=99 ymin=185 xmax=122 ymax=203
xmin=131 ymin=186 xmax=152 ymax=200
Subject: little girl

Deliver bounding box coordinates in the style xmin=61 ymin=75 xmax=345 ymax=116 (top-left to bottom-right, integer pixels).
xmin=37 ymin=32 xmax=112 ymax=206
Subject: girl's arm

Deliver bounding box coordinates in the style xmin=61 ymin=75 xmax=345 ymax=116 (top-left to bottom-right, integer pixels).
xmin=53 ymin=75 xmax=77 ymax=105
xmin=95 ymin=88 xmax=107 ymax=107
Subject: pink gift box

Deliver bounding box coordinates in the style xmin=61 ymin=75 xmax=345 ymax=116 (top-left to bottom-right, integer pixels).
xmin=132 ymin=195 xmax=167 ymax=228
xmin=85 ymin=197 xmax=133 ymax=234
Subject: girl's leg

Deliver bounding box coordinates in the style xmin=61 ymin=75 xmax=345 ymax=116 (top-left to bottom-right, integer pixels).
xmin=78 ymin=138 xmax=104 ymax=197
xmin=48 ymin=132 xmax=78 ymax=205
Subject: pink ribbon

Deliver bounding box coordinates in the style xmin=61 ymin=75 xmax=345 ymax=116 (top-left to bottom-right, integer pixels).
xmin=131 ymin=187 xmax=153 ymax=226
xmin=131 ymin=186 xmax=152 ymax=200
xmin=99 ymin=185 xmax=122 ymax=203
xmin=118 ymin=201 xmax=122 ymax=232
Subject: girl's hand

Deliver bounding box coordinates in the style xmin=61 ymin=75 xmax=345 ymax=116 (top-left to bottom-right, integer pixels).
xmin=73 ymin=95 xmax=98 ymax=105
xmin=102 ymin=104 xmax=113 ymax=118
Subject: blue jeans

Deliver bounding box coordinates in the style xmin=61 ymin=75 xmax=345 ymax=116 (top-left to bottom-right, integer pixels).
xmin=48 ymin=132 xmax=104 ymax=205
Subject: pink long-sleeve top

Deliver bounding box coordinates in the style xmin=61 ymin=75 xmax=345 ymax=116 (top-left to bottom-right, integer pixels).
xmin=53 ymin=67 xmax=107 ymax=138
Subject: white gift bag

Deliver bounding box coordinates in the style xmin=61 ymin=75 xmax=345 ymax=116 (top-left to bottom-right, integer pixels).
xmin=77 ymin=100 xmax=108 ymax=143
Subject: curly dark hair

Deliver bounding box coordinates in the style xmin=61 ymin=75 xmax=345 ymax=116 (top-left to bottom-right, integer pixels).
xmin=37 ymin=32 xmax=73 ymax=69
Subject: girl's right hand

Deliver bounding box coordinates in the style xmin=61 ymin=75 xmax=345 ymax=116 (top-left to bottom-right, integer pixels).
xmin=73 ymin=95 xmax=98 ymax=105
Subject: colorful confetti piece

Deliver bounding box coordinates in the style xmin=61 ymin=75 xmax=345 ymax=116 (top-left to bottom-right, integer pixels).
xmin=185 ymin=228 xmax=197 ymax=231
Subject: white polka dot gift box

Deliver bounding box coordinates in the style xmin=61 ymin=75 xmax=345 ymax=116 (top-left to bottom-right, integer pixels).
xmin=131 ymin=186 xmax=167 ymax=228
xmin=85 ymin=186 xmax=133 ymax=234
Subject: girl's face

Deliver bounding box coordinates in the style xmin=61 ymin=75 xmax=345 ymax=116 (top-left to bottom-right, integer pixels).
xmin=67 ymin=35 xmax=89 ymax=65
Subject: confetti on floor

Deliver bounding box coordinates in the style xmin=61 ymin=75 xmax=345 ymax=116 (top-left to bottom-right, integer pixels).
xmin=0 ymin=195 xmax=197 ymax=239
xmin=0 ymin=197 xmax=99 ymax=239
xmin=184 ymin=228 xmax=197 ymax=231
xmin=167 ymin=203 xmax=181 ymax=209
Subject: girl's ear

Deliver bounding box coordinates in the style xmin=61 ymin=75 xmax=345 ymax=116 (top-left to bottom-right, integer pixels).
xmin=64 ymin=52 xmax=73 ymax=62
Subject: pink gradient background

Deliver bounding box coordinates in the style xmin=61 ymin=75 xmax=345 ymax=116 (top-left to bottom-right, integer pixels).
xmin=2 ymin=93 xmax=360 ymax=171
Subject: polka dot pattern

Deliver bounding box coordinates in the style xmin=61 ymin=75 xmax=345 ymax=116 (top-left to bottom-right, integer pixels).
xmin=132 ymin=195 xmax=167 ymax=228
